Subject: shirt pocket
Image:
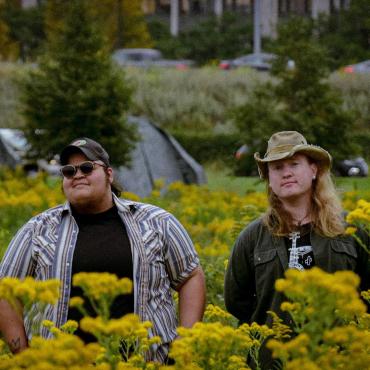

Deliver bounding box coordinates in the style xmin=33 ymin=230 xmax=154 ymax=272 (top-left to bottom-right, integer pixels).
xmin=254 ymin=249 xmax=278 ymax=295
xmin=330 ymin=239 xmax=358 ymax=270
xmin=143 ymin=230 xmax=168 ymax=289
xmin=32 ymin=236 xmax=55 ymax=276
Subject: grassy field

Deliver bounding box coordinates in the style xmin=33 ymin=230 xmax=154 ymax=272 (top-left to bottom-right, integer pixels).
xmin=205 ymin=166 xmax=370 ymax=196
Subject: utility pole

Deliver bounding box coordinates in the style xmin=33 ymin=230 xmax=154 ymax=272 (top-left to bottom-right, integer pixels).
xmin=253 ymin=0 xmax=261 ymax=55
xmin=116 ymin=0 xmax=124 ymax=48
xmin=214 ymin=0 xmax=223 ymax=18
xmin=170 ymin=0 xmax=179 ymax=36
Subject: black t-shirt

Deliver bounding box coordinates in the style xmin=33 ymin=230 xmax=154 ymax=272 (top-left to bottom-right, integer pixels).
xmin=67 ymin=205 xmax=134 ymax=342
xmin=284 ymin=223 xmax=315 ymax=270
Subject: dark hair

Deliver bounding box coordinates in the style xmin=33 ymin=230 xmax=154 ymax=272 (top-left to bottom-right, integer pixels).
xmin=111 ymin=179 xmax=123 ymax=197
xmin=103 ymin=167 xmax=122 ymax=197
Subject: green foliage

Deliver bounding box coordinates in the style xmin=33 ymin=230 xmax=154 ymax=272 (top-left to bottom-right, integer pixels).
xmin=0 ymin=1 xmax=45 ymax=61
xmin=316 ymin=0 xmax=370 ymax=70
xmin=172 ymin=130 xmax=242 ymax=166
xmin=19 ymin=0 xmax=137 ymax=166
xmin=149 ymin=12 xmax=252 ymax=65
xmin=233 ymin=17 xmax=359 ymax=174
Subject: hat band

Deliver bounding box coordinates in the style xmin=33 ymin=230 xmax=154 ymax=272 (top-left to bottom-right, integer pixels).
xmin=264 ymin=144 xmax=296 ymax=158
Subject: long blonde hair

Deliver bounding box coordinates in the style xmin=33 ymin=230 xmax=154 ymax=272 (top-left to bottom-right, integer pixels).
xmin=263 ymin=161 xmax=345 ymax=237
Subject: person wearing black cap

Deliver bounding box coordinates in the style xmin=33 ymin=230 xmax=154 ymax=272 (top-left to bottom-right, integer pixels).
xmin=0 ymin=137 xmax=206 ymax=363
xmin=224 ymin=131 xmax=369 ymax=369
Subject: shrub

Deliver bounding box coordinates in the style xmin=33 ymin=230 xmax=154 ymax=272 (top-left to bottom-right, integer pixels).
xmin=172 ymin=130 xmax=242 ymax=166
xmin=19 ymin=0 xmax=137 ymax=166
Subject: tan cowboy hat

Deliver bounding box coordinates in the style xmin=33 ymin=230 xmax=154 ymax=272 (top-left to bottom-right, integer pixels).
xmin=254 ymin=131 xmax=332 ymax=179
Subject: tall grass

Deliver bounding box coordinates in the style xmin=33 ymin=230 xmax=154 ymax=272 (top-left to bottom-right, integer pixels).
xmin=126 ymin=67 xmax=268 ymax=132
xmin=1 ymin=64 xmax=369 ymax=133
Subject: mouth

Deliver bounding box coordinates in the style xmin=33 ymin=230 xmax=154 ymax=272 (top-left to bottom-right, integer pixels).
xmin=72 ymin=183 xmax=89 ymax=188
xmin=281 ymin=181 xmax=297 ymax=187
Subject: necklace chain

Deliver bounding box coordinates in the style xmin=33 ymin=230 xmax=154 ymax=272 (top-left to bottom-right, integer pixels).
xmin=293 ymin=210 xmax=311 ymax=226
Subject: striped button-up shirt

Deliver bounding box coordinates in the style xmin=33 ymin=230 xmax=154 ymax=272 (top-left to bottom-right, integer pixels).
xmin=0 ymin=195 xmax=199 ymax=362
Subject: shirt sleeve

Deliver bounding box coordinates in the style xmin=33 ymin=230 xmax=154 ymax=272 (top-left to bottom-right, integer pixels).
xmin=0 ymin=222 xmax=35 ymax=279
xmin=224 ymin=225 xmax=256 ymax=324
xmin=163 ymin=213 xmax=199 ymax=289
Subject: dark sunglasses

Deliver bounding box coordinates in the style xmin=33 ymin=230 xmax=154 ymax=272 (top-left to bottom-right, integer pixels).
xmin=60 ymin=161 xmax=106 ymax=179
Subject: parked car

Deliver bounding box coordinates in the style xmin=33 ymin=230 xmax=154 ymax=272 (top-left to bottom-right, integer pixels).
xmin=342 ymin=60 xmax=370 ymax=74
xmin=0 ymin=128 xmax=60 ymax=176
xmin=112 ymin=48 xmax=195 ymax=70
xmin=220 ymin=52 xmax=295 ymax=72
xmin=219 ymin=52 xmax=277 ymax=71
xmin=334 ymin=157 xmax=368 ymax=177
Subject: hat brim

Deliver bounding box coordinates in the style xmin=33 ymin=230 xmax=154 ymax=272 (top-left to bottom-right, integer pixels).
xmin=60 ymin=145 xmax=100 ymax=165
xmin=254 ymin=144 xmax=331 ymax=179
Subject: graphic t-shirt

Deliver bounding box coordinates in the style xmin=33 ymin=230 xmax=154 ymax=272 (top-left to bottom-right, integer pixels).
xmin=284 ymin=223 xmax=315 ymax=270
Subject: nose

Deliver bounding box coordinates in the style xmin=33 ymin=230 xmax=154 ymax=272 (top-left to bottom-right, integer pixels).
xmin=73 ymin=167 xmax=85 ymax=178
xmin=281 ymin=165 xmax=292 ymax=178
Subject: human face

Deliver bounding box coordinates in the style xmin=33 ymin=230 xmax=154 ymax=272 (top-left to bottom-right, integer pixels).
xmin=267 ymin=154 xmax=318 ymax=203
xmin=62 ymin=152 xmax=114 ymax=213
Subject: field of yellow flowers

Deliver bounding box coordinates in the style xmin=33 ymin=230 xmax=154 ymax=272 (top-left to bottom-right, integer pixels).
xmin=0 ymin=169 xmax=369 ymax=369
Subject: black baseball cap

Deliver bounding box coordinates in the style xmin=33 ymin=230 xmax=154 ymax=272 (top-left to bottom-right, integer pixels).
xmin=60 ymin=138 xmax=110 ymax=166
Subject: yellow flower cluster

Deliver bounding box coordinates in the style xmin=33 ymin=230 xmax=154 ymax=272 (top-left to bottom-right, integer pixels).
xmin=342 ymin=190 xmax=370 ymax=212
xmin=362 ymin=290 xmax=370 ymax=303
xmin=276 ymin=268 xmax=366 ymax=323
xmin=170 ymin=322 xmax=253 ymax=370
xmin=73 ymin=272 xmax=133 ymax=301
xmin=0 ymin=332 xmax=100 ymax=370
xmin=269 ymin=267 xmax=370 ymax=369
xmin=80 ymin=314 xmax=151 ymax=339
xmin=0 ymin=276 xmax=60 ymax=311
xmin=204 ymin=303 xmax=233 ymax=324
xmin=0 ymin=169 xmax=64 ymax=210
xmin=346 ymin=199 xmax=370 ymax=225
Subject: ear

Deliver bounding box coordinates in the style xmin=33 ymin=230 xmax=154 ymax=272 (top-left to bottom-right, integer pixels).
xmin=107 ymin=167 xmax=114 ymax=184
xmin=310 ymin=162 xmax=318 ymax=179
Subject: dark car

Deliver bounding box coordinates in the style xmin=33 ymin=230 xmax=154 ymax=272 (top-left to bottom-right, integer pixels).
xmin=342 ymin=60 xmax=370 ymax=74
xmin=220 ymin=52 xmax=295 ymax=72
xmin=334 ymin=157 xmax=368 ymax=177
xmin=112 ymin=48 xmax=194 ymax=70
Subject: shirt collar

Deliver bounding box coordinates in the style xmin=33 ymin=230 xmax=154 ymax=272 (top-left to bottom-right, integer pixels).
xmin=61 ymin=194 xmax=137 ymax=216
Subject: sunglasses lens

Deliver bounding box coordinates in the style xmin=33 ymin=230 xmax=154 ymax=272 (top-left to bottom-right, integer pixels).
xmin=61 ymin=165 xmax=76 ymax=178
xmin=79 ymin=162 xmax=94 ymax=174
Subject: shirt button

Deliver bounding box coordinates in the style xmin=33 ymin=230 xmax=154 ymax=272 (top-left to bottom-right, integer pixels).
xmin=258 ymin=257 xmax=261 ymax=261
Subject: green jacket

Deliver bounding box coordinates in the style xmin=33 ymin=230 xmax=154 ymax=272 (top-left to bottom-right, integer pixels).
xmin=224 ymin=217 xmax=370 ymax=326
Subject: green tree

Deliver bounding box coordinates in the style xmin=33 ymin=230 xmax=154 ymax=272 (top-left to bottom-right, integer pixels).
xmin=0 ymin=0 xmax=46 ymax=61
xmin=233 ymin=17 xmax=358 ymax=175
xmin=316 ymin=0 xmax=370 ymax=69
xmin=149 ymin=12 xmax=252 ymax=64
xmin=45 ymin=0 xmax=152 ymax=51
xmin=20 ymin=0 xmax=137 ymax=166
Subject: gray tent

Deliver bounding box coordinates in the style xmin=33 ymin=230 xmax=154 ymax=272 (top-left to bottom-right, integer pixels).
xmin=115 ymin=116 xmax=206 ymax=197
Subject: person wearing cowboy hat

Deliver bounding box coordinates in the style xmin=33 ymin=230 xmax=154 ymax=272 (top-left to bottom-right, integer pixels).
xmin=224 ymin=131 xmax=369 ymax=368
